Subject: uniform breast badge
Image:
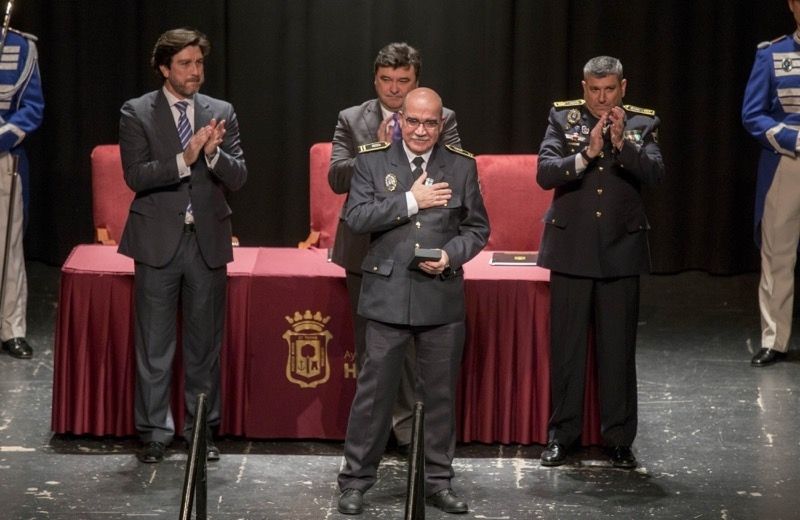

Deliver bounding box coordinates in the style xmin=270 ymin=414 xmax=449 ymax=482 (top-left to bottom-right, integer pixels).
xmin=385 ymin=173 xmax=397 ymax=191
xmin=567 ymin=108 xmax=581 ymax=126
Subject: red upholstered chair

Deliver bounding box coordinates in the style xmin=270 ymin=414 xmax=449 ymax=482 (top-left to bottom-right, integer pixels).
xmin=475 ymin=154 xmax=551 ymax=251
xmin=90 ymin=144 xmax=134 ymax=245
xmin=298 ymin=142 xmax=346 ymax=249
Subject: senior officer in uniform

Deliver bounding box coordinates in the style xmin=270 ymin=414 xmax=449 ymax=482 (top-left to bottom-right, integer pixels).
xmin=536 ymin=56 xmax=664 ymax=469
xmin=0 ymin=28 xmax=44 ymax=360
xmin=328 ymin=42 xmax=460 ymax=452
xmin=742 ymin=1 xmax=800 ymax=367
xmin=336 ymin=87 xmax=489 ymax=515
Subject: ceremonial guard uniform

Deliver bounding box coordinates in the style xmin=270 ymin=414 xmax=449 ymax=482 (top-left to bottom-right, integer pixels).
xmin=537 ymin=99 xmax=663 ymax=452
xmin=0 ymin=29 xmax=44 ymax=359
xmin=742 ymin=32 xmax=800 ymax=359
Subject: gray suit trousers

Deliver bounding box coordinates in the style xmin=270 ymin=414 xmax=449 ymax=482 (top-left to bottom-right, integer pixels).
xmin=134 ymin=228 xmax=226 ymax=444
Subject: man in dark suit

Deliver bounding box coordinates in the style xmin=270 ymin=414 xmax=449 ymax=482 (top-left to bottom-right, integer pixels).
xmin=536 ymin=56 xmax=663 ymax=469
xmin=328 ymin=42 xmax=460 ymax=451
xmin=336 ymin=88 xmax=489 ymax=515
xmin=118 ymin=28 xmax=247 ymax=464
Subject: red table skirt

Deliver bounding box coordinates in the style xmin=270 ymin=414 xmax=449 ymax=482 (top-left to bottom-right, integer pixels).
xmin=52 ymin=245 xmax=600 ymax=445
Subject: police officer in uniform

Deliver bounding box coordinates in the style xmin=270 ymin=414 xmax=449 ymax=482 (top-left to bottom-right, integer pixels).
xmin=536 ymin=56 xmax=664 ymax=468
xmin=742 ymin=0 xmax=800 ymax=367
xmin=328 ymin=42 xmax=460 ymax=452
xmin=336 ymin=88 xmax=489 ymax=515
xmin=0 ymin=28 xmax=44 ymax=360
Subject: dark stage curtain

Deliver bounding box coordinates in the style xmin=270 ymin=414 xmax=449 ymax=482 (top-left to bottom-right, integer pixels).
xmin=15 ymin=1 xmax=790 ymax=273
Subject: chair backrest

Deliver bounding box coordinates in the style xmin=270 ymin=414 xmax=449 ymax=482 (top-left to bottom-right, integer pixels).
xmin=475 ymin=154 xmax=551 ymax=251
xmin=90 ymin=144 xmax=133 ymax=245
xmin=302 ymin=142 xmax=346 ymax=249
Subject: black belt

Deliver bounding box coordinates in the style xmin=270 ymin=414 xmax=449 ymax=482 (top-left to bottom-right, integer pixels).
xmin=183 ymin=222 xmax=195 ymax=233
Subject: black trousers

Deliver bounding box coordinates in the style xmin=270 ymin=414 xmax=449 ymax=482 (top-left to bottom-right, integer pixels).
xmin=133 ymin=228 xmax=226 ymax=444
xmin=338 ymin=319 xmax=464 ymax=496
xmin=345 ymin=270 xmax=415 ymax=445
xmin=548 ymin=272 xmax=639 ymax=447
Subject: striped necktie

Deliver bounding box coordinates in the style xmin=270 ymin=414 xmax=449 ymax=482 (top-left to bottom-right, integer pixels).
xmin=175 ymin=100 xmax=194 ymax=223
xmin=175 ymin=100 xmax=192 ymax=149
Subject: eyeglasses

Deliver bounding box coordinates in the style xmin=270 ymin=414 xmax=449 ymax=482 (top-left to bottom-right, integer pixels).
xmin=401 ymin=115 xmax=441 ymax=130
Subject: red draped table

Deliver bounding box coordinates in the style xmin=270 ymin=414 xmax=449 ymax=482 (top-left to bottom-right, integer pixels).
xmin=52 ymin=245 xmax=600 ymax=444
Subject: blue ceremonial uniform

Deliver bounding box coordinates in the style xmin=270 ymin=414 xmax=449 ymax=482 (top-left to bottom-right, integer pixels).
xmin=742 ymin=31 xmax=800 ymax=357
xmin=0 ymin=29 xmax=44 ymax=214
xmin=0 ymin=28 xmax=44 ymax=354
xmin=742 ymin=33 xmax=800 ymax=244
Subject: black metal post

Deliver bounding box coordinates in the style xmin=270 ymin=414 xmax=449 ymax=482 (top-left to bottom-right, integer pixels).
xmin=179 ymin=393 xmax=208 ymax=520
xmin=404 ymin=401 xmax=425 ymax=519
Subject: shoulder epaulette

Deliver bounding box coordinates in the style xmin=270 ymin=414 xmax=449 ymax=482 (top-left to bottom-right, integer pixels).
xmin=8 ymin=28 xmax=37 ymax=41
xmin=553 ymin=99 xmax=585 ymax=109
xmin=623 ymin=104 xmax=656 ymax=116
xmin=445 ymin=144 xmax=474 ymax=159
xmin=757 ymin=34 xmax=787 ymax=50
xmin=357 ymin=141 xmax=390 ymax=153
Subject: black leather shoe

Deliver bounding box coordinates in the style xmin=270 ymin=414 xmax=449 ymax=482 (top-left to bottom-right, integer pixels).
xmin=337 ymin=489 xmax=363 ymax=515
xmin=751 ymin=348 xmax=786 ymax=366
xmin=2 ymin=337 xmax=32 ymax=359
xmin=540 ymin=441 xmax=567 ymax=466
xmin=427 ymin=488 xmax=468 ymax=514
xmin=609 ymin=445 xmax=637 ymax=468
xmin=187 ymin=438 xmax=221 ymax=461
xmin=137 ymin=441 xmax=166 ymax=463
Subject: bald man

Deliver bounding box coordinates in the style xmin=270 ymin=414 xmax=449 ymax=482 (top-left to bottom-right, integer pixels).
xmin=335 ymin=88 xmax=489 ymax=515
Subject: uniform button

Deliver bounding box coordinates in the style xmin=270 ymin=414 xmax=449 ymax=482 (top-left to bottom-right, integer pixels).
xmin=598 ymin=166 xmax=604 ymax=172
xmin=415 ymin=221 xmax=421 ymax=228
xmin=415 ymin=243 xmax=420 ymax=248
xmin=596 ymin=188 xmax=603 ymax=195
xmin=595 ymin=211 xmax=602 ymax=218
xmin=600 ymin=152 xmax=605 ymax=158
xmin=565 ymin=171 xmax=570 ymax=176
xmin=373 ymin=266 xmax=378 ymax=271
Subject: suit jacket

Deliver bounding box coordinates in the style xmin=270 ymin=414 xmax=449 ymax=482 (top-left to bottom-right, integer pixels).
xmin=118 ymin=90 xmax=247 ymax=269
xmin=536 ymin=102 xmax=664 ymax=278
xmin=346 ymin=142 xmax=489 ymax=326
xmin=329 ymin=98 xmax=460 ymax=272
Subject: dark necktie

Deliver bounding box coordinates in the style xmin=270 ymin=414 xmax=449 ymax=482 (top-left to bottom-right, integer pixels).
xmin=175 ymin=100 xmax=194 ymax=222
xmin=175 ymin=100 xmax=192 ymax=149
xmin=391 ymin=112 xmax=402 ymax=142
xmin=412 ymin=156 xmax=424 ymax=179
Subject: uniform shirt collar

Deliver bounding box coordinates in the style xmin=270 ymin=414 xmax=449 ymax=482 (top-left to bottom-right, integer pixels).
xmin=401 ymin=142 xmax=433 ymax=167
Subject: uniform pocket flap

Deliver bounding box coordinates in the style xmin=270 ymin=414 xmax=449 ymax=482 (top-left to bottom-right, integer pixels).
xmin=361 ymin=255 xmax=394 ymax=276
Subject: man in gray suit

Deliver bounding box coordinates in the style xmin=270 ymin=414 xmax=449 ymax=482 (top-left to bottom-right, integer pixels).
xmin=336 ymin=88 xmax=489 ymax=515
xmin=328 ymin=42 xmax=460 ymax=452
xmin=118 ymin=28 xmax=247 ymax=464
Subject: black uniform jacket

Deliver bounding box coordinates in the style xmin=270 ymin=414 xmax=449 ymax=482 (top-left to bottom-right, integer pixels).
xmin=346 ymin=142 xmax=489 ymax=326
xmin=536 ymin=101 xmax=664 ymax=278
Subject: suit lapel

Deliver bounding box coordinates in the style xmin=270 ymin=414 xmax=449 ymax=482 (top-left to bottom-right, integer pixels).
xmin=194 ymin=93 xmax=213 ymax=129
xmin=154 ymin=90 xmax=182 ymax=153
xmin=363 ymin=99 xmax=383 ymax=140
xmin=425 ymin=144 xmax=449 ymax=184
xmin=388 ymin=142 xmax=415 ymax=191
